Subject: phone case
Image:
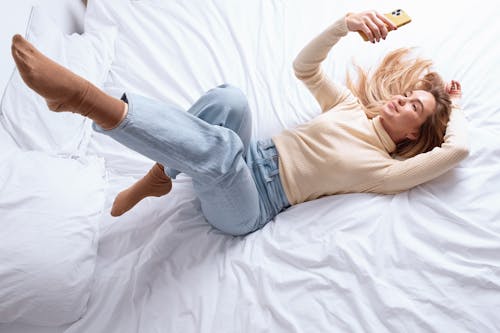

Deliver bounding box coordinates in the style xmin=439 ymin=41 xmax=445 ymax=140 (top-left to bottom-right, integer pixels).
xmin=358 ymin=9 xmax=412 ymax=41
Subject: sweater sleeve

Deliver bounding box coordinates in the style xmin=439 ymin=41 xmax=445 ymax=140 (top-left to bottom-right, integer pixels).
xmin=293 ymin=15 xmax=356 ymax=112
xmin=380 ymin=107 xmax=470 ymax=194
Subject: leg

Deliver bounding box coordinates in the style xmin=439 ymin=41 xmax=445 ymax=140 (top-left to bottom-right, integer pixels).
xmin=11 ymin=35 xmax=263 ymax=233
xmin=164 ymin=83 xmax=252 ymax=179
xmin=192 ymin=160 xmax=261 ymax=236
xmin=94 ymin=93 xmax=261 ymax=235
xmin=112 ymin=84 xmax=252 ymax=216
xmin=10 ymin=34 xmax=164 ymax=216
xmin=11 ymin=34 xmax=127 ymax=130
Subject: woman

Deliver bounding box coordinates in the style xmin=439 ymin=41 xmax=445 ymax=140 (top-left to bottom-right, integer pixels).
xmin=10 ymin=10 xmax=468 ymax=236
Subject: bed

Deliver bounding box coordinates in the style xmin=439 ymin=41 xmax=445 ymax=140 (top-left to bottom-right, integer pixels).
xmin=1 ymin=0 xmax=499 ymax=332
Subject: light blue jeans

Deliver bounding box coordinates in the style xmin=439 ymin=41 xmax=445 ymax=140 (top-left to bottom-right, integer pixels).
xmin=92 ymin=84 xmax=290 ymax=236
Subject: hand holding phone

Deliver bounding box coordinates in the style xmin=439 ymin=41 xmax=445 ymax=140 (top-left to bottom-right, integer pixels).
xmin=345 ymin=10 xmax=411 ymax=43
xmin=358 ymin=9 xmax=411 ymax=42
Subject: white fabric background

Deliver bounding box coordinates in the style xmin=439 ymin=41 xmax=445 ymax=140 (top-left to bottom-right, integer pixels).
xmin=1 ymin=0 xmax=499 ymax=332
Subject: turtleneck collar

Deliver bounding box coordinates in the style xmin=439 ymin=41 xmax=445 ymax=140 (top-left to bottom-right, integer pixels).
xmin=372 ymin=116 xmax=396 ymax=154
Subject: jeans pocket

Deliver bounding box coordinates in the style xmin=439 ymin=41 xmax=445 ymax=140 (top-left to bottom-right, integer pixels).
xmin=258 ymin=159 xmax=278 ymax=183
xmin=265 ymin=161 xmax=279 ymax=181
xmin=257 ymin=139 xmax=274 ymax=151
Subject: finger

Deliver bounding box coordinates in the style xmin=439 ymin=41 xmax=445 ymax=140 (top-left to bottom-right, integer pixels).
xmin=373 ymin=17 xmax=389 ymax=39
xmin=365 ymin=20 xmax=381 ymax=42
xmin=448 ymin=82 xmax=457 ymax=93
xmin=361 ymin=24 xmax=375 ymax=43
xmin=452 ymin=80 xmax=461 ymax=91
xmin=377 ymin=12 xmax=398 ymax=31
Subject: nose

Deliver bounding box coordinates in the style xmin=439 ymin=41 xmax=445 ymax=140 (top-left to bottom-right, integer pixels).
xmin=397 ymin=95 xmax=407 ymax=106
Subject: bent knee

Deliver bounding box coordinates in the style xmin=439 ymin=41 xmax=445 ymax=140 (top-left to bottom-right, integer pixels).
xmin=209 ymin=84 xmax=249 ymax=115
xmin=195 ymin=127 xmax=245 ymax=181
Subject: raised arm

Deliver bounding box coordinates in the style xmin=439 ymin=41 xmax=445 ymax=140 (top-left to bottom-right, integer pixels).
xmin=381 ymin=102 xmax=469 ymax=194
xmin=293 ymin=11 xmax=397 ymax=112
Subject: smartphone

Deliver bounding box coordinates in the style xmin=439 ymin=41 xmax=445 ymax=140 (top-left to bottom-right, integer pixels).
xmin=358 ymin=9 xmax=412 ymax=41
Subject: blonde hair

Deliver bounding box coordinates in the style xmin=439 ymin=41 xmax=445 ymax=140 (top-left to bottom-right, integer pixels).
xmin=346 ymin=48 xmax=452 ymax=158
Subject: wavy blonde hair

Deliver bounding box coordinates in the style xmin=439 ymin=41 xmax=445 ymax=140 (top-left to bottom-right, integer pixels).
xmin=346 ymin=48 xmax=452 ymax=158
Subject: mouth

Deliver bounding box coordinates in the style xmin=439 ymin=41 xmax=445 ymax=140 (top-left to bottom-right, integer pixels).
xmin=388 ymin=101 xmax=398 ymax=113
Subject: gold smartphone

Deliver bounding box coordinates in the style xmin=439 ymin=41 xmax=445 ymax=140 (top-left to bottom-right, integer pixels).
xmin=358 ymin=9 xmax=412 ymax=41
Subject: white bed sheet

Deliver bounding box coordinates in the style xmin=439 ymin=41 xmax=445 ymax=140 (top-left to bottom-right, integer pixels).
xmin=2 ymin=0 xmax=500 ymax=332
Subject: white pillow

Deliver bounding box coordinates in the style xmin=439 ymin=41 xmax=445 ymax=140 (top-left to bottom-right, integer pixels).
xmin=0 ymin=151 xmax=106 ymax=326
xmin=0 ymin=5 xmax=117 ymax=157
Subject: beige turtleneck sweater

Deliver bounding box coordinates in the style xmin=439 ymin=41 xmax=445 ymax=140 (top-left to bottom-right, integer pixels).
xmin=272 ymin=16 xmax=469 ymax=205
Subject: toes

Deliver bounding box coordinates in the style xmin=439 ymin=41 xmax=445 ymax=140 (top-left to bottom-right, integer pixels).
xmin=11 ymin=38 xmax=21 ymax=59
xmin=12 ymin=34 xmax=26 ymax=52
xmin=12 ymin=34 xmax=31 ymax=48
xmin=11 ymin=34 xmax=35 ymax=57
xmin=110 ymin=201 xmax=127 ymax=217
xmin=11 ymin=45 xmax=31 ymax=72
xmin=110 ymin=207 xmax=123 ymax=217
xmin=11 ymin=34 xmax=36 ymax=74
xmin=110 ymin=200 xmax=122 ymax=217
xmin=12 ymin=34 xmax=23 ymax=43
xmin=110 ymin=191 xmax=129 ymax=217
xmin=11 ymin=47 xmax=29 ymax=71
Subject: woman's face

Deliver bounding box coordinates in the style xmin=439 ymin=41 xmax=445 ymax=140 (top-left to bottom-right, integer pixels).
xmin=379 ymin=90 xmax=437 ymax=143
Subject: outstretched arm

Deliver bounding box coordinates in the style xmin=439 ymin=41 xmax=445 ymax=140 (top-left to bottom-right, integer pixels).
xmin=293 ymin=11 xmax=397 ymax=112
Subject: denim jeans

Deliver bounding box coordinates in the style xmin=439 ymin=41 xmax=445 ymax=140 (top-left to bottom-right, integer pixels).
xmin=92 ymin=84 xmax=290 ymax=236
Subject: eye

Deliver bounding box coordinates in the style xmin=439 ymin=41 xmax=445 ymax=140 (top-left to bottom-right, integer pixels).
xmin=412 ymin=104 xmax=417 ymax=111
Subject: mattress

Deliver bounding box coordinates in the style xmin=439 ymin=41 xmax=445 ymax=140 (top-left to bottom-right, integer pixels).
xmin=1 ymin=0 xmax=500 ymax=332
